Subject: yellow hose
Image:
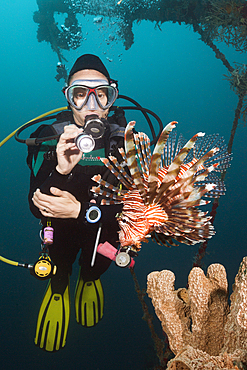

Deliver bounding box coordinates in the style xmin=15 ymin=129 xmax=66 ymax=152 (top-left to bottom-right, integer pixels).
xmin=0 ymin=106 xmax=68 ymax=148
xmin=0 ymin=107 xmax=68 ymax=268
xmin=0 ymin=255 xmax=19 ymax=266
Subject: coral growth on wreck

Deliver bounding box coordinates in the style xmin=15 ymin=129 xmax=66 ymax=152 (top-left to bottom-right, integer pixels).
xmin=225 ymin=63 xmax=247 ymax=123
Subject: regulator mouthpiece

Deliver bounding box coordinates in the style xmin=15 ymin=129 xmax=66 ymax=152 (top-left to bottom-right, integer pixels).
xmin=74 ymin=115 xmax=106 ymax=153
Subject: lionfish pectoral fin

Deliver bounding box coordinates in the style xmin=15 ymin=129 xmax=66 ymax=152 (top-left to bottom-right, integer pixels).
xmin=109 ymin=155 xmax=134 ymax=185
xmin=91 ymin=174 xmax=102 ymax=183
xmin=154 ymin=132 xmax=205 ymax=204
xmin=100 ymin=157 xmax=132 ymax=189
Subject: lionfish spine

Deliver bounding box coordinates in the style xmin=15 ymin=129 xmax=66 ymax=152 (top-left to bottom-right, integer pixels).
xmin=162 ymin=132 xmax=185 ymax=167
xmin=172 ymin=148 xmax=217 ymax=193
xmin=194 ymin=164 xmax=218 ymax=182
xmin=144 ymin=134 xmax=152 ymax=162
xmin=176 ymin=159 xmax=198 ymax=179
xmin=187 ymin=147 xmax=219 ymax=180
xmin=165 ymin=214 xmax=212 ymax=229
xmin=167 ymin=132 xmax=205 ymax=178
xmin=194 ymin=133 xmax=219 ymax=159
xmin=133 ymin=133 xmax=146 ymax=174
xmin=101 ymin=199 xmax=122 ymax=205
xmin=141 ymin=133 xmax=151 ymax=171
xmin=125 ymin=121 xmax=147 ymax=204
xmin=108 ymin=156 xmax=134 ymax=184
xmin=174 ymin=133 xmax=185 ymax=158
xmin=91 ymin=186 xmax=123 ymax=201
xmin=91 ymin=174 xmax=120 ymax=192
xmin=174 ymin=184 xmax=216 ymax=208
xmin=167 ymin=130 xmax=178 ymax=167
xmin=205 ymin=151 xmax=232 ymax=172
xmin=118 ymin=147 xmax=127 ymax=163
xmin=148 ymin=121 xmax=178 ymax=204
xmin=100 ymin=158 xmax=132 ymax=189
xmin=134 ymin=133 xmax=150 ymax=174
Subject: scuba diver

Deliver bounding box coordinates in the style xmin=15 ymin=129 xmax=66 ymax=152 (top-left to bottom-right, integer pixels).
xmin=27 ymin=54 xmax=126 ymax=352
xmin=55 ymin=62 xmax=68 ymax=82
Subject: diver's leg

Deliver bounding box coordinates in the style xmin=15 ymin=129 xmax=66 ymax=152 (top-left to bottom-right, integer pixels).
xmin=35 ymin=220 xmax=80 ymax=351
xmin=34 ymin=272 xmax=70 ymax=352
xmin=75 ymin=219 xmax=119 ymax=327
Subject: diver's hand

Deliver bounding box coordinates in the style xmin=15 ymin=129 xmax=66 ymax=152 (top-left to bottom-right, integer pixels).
xmin=32 ymin=188 xmax=81 ymax=218
xmin=56 ymin=124 xmax=83 ymax=175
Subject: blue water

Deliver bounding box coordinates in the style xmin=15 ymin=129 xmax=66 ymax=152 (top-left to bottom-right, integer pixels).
xmin=0 ymin=1 xmax=246 ymax=369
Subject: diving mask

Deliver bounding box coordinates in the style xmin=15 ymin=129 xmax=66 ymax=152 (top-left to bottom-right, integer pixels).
xmin=64 ymin=79 xmax=118 ymax=110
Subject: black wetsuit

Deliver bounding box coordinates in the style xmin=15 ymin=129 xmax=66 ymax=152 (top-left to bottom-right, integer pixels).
xmin=27 ymin=110 xmax=124 ymax=282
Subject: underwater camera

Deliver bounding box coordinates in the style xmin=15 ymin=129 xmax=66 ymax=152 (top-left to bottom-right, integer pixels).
xmin=74 ymin=114 xmax=106 ymax=153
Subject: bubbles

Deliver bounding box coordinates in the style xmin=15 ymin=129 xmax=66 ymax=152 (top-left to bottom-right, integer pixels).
xmin=108 ymin=34 xmax=115 ymax=41
xmin=93 ymin=16 xmax=103 ymax=24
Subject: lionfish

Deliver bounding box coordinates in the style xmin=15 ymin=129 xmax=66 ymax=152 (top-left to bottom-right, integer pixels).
xmin=91 ymin=121 xmax=231 ymax=252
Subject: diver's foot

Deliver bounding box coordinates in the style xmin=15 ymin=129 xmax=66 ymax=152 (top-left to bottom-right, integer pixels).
xmin=75 ymin=269 xmax=104 ymax=327
xmin=35 ymin=276 xmax=70 ymax=352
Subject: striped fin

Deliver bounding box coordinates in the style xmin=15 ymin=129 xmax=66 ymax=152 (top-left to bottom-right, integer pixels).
xmin=108 ymin=156 xmax=134 ymax=185
xmin=176 ymin=159 xmax=198 ymax=179
xmin=195 ymin=172 xmax=226 ymax=198
xmin=168 ymin=130 xmax=176 ymax=166
xmin=154 ymin=132 xmax=205 ymax=204
xmin=134 ymin=132 xmax=150 ymax=175
xmin=101 ymin=199 xmax=122 ymax=205
xmin=125 ymin=121 xmax=147 ymax=204
xmin=163 ymin=132 xmax=186 ymax=167
xmin=141 ymin=133 xmax=151 ymax=173
xmin=134 ymin=133 xmax=150 ymax=174
xmin=157 ymin=173 xmax=214 ymax=210
xmin=204 ymin=142 xmax=232 ymax=172
xmin=100 ymin=158 xmax=133 ymax=190
xmin=133 ymin=133 xmax=146 ymax=174
xmin=174 ymin=134 xmax=186 ymax=159
xmin=91 ymin=174 xmax=121 ymax=193
xmin=147 ymin=121 xmax=177 ymax=204
xmin=157 ymin=167 xmax=169 ymax=184
xmin=173 ymin=184 xmax=216 ymax=208
xmin=151 ymin=232 xmax=179 ymax=247
xmin=177 ymin=161 xmax=217 ymax=191
xmin=193 ymin=133 xmax=219 ymax=159
xmin=144 ymin=133 xmax=152 ymax=163
xmin=193 ymin=164 xmax=217 ymax=183
xmin=165 ymin=132 xmax=205 ymax=178
xmin=91 ymin=186 xmax=123 ymax=201
xmin=171 ymin=144 xmax=227 ymax=201
xmin=157 ymin=221 xmax=215 ymax=245
xmin=183 ymin=147 xmax=219 ymax=181
xmin=186 ymin=134 xmax=232 ymax=172
xmin=165 ymin=214 xmax=212 ymax=229
xmin=118 ymin=148 xmax=127 ymax=163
